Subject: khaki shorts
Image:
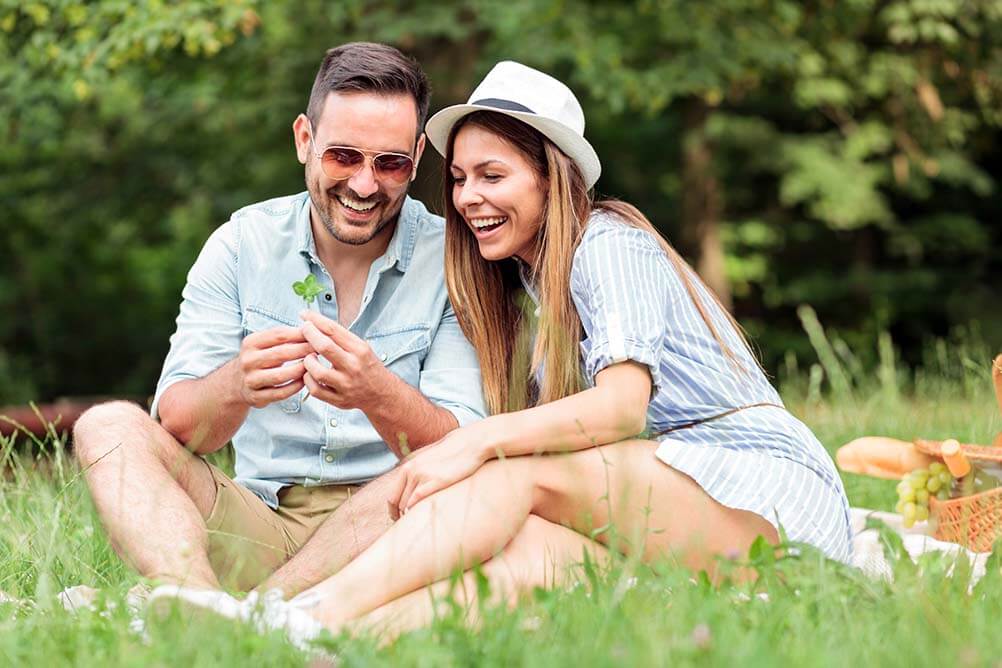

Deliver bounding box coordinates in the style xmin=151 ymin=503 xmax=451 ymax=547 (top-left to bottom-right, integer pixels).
xmin=202 ymin=461 xmax=358 ymax=591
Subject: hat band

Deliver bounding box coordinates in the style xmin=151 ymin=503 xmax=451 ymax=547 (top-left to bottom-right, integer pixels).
xmin=471 ymin=98 xmax=535 ymax=114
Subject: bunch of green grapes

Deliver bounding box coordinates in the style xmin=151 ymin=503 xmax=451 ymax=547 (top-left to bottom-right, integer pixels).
xmin=896 ymin=462 xmax=953 ymax=528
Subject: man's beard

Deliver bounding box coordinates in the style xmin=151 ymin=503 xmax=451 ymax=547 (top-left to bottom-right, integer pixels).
xmin=308 ymin=175 xmax=404 ymax=246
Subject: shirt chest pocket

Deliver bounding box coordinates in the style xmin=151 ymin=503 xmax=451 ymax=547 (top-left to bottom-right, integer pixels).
xmin=366 ymin=326 xmax=430 ymax=389
xmin=242 ymin=308 xmax=304 ymax=414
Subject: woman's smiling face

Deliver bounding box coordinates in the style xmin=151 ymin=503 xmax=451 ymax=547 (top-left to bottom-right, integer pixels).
xmin=450 ymin=124 xmax=547 ymax=267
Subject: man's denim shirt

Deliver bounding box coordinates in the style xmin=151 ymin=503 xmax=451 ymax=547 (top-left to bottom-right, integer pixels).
xmin=152 ymin=192 xmax=487 ymax=508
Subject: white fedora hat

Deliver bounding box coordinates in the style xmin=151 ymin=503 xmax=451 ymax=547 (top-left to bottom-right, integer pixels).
xmin=425 ymin=61 xmax=601 ymax=189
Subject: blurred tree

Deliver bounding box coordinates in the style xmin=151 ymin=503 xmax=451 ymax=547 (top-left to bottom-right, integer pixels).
xmin=1 ymin=0 xmax=1000 ymax=404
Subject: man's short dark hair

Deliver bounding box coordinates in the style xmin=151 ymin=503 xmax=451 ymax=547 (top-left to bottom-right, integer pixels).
xmin=306 ymin=42 xmax=431 ymax=138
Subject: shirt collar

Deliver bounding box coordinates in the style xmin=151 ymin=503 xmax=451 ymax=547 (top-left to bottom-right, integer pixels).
xmin=296 ymin=194 xmax=420 ymax=273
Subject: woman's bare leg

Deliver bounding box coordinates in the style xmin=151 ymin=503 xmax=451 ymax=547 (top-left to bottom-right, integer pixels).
xmin=303 ymin=439 xmax=776 ymax=628
xmin=343 ymin=515 xmax=609 ymax=640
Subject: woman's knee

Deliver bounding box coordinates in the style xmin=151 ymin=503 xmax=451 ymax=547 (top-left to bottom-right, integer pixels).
xmin=484 ymin=515 xmax=598 ymax=594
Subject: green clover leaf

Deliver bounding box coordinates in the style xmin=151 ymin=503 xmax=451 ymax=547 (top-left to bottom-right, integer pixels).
xmin=292 ymin=273 xmax=324 ymax=306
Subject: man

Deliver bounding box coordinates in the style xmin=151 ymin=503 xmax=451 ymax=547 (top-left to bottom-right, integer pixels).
xmin=73 ymin=42 xmax=486 ymax=597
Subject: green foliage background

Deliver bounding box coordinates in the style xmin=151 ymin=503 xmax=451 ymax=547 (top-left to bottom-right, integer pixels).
xmin=2 ymin=0 xmax=1000 ymax=404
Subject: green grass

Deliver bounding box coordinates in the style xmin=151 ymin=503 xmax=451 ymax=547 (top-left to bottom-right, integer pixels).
xmin=2 ymin=365 xmax=1002 ymax=666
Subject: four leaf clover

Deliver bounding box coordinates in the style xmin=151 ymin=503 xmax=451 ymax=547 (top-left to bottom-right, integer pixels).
xmin=292 ymin=273 xmax=324 ymax=307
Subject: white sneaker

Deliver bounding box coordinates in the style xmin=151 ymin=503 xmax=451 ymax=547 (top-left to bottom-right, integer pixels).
xmin=147 ymin=585 xmax=326 ymax=651
xmin=146 ymin=584 xmax=245 ymax=624
xmin=243 ymin=589 xmax=326 ymax=650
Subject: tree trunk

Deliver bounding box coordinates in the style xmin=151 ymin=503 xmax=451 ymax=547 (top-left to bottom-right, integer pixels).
xmin=681 ymin=97 xmax=732 ymax=310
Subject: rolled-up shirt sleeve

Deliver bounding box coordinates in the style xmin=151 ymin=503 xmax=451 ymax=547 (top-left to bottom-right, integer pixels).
xmin=570 ymin=221 xmax=680 ymax=394
xmin=418 ymin=300 xmax=487 ymax=425
xmin=150 ymin=222 xmax=243 ymax=419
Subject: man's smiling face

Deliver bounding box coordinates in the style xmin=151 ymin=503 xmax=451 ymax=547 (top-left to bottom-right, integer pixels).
xmin=298 ymin=91 xmax=425 ymax=246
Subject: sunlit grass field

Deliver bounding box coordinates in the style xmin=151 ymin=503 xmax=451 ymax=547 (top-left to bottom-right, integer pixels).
xmin=2 ymin=339 xmax=1001 ymax=666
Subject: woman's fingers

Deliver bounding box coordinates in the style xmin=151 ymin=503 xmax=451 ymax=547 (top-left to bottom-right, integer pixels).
xmin=398 ymin=469 xmax=421 ymax=516
xmin=405 ymin=482 xmax=435 ymax=511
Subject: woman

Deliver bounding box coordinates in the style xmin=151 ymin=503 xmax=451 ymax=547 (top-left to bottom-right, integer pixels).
xmin=291 ymin=61 xmax=852 ymax=636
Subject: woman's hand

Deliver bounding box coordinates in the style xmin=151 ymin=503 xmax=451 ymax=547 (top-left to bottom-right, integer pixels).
xmin=393 ymin=420 xmax=498 ymax=517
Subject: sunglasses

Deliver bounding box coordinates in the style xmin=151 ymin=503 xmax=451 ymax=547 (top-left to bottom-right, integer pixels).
xmin=307 ymin=124 xmax=415 ymax=185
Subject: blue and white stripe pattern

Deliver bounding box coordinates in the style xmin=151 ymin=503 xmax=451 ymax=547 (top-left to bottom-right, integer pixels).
xmin=564 ymin=212 xmax=853 ymax=563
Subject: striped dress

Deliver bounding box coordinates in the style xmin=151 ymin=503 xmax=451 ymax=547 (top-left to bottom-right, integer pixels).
xmin=539 ymin=212 xmax=853 ymax=562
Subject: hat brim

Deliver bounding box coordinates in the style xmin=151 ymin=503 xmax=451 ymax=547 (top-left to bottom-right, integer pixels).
xmin=425 ymin=104 xmax=602 ymax=189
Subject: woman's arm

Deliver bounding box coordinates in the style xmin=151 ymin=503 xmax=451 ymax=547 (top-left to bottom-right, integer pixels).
xmin=393 ymin=361 xmax=652 ymax=513
xmin=478 ymin=361 xmax=652 ymax=459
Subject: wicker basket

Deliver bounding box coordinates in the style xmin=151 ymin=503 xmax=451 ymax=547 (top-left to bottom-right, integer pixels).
xmin=914 ymin=439 xmax=1002 ymax=552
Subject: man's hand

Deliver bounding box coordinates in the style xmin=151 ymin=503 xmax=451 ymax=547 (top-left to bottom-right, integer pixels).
xmin=299 ymin=310 xmax=394 ymax=411
xmin=237 ymin=326 xmax=312 ymax=408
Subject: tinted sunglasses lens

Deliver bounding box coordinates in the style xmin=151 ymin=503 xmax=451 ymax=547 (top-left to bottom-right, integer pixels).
xmin=321 ymin=147 xmax=365 ymax=180
xmin=373 ymin=154 xmax=414 ymax=183
xmin=320 ymin=147 xmax=413 ymax=183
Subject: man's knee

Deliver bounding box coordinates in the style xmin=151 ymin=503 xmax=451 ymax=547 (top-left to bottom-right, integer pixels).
xmin=72 ymin=399 xmax=187 ymax=473
xmin=72 ymin=400 xmax=148 ymax=466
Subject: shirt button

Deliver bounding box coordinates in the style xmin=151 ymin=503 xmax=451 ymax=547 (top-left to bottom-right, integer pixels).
xmin=329 ymin=418 xmax=338 ymax=427
xmin=324 ymin=454 xmax=335 ymax=463
xmin=380 ymin=353 xmax=388 ymax=362
xmin=325 ymin=293 xmax=332 ymax=301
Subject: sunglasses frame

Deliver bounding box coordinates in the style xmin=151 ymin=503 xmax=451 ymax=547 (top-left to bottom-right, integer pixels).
xmin=306 ymin=121 xmax=416 ymax=185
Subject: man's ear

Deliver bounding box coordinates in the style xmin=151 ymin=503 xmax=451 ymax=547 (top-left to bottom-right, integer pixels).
xmin=292 ymin=113 xmax=312 ymax=165
xmin=410 ymin=132 xmax=427 ymax=181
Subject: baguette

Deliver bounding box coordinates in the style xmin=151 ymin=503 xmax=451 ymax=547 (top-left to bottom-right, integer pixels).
xmin=993 ymin=354 xmax=1002 ymax=416
xmin=835 ymin=436 xmax=936 ymax=480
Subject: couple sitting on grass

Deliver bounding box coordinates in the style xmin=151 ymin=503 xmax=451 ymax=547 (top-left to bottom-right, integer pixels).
xmin=72 ymin=42 xmax=851 ymax=645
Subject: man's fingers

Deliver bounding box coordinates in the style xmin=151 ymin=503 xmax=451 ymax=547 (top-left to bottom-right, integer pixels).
xmin=303 ymin=371 xmax=339 ymax=405
xmin=256 ymin=342 xmax=314 ymax=368
xmin=303 ymin=353 xmax=343 ymax=387
xmin=245 ymin=325 xmax=307 ymax=349
xmin=246 ymin=362 xmax=305 ymax=390
xmin=301 ymin=322 xmax=351 ymax=366
xmin=247 ymin=379 xmax=304 ymax=407
xmin=300 ymin=310 xmax=364 ymax=352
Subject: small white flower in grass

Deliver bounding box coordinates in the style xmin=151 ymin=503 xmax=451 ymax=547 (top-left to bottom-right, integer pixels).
xmin=520 ymin=615 xmax=543 ymax=632
xmin=691 ymin=623 xmax=712 ymax=650
xmin=0 ymin=590 xmax=25 ymax=605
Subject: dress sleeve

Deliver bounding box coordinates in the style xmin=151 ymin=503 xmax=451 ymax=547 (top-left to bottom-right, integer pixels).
xmin=570 ymin=221 xmax=681 ymax=394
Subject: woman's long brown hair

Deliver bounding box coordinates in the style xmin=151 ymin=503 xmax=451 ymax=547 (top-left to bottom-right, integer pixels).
xmin=443 ymin=111 xmax=759 ymax=415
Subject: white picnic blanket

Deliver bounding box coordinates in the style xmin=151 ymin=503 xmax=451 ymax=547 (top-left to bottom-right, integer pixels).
xmin=849 ymin=507 xmax=991 ymax=583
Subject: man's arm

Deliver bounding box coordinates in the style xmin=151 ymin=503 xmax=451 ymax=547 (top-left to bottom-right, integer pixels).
xmin=159 ymin=327 xmax=313 ymax=454
xmin=353 ymin=364 xmax=458 ymax=455
xmin=153 ymin=221 xmax=314 ymax=453
xmin=299 ymin=311 xmax=457 ymax=457
xmin=157 ymin=360 xmax=248 ymax=455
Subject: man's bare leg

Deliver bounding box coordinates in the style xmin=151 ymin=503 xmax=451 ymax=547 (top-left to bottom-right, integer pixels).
xmin=256 ymin=468 xmax=406 ymax=597
xmin=73 ymin=400 xmax=220 ymax=589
